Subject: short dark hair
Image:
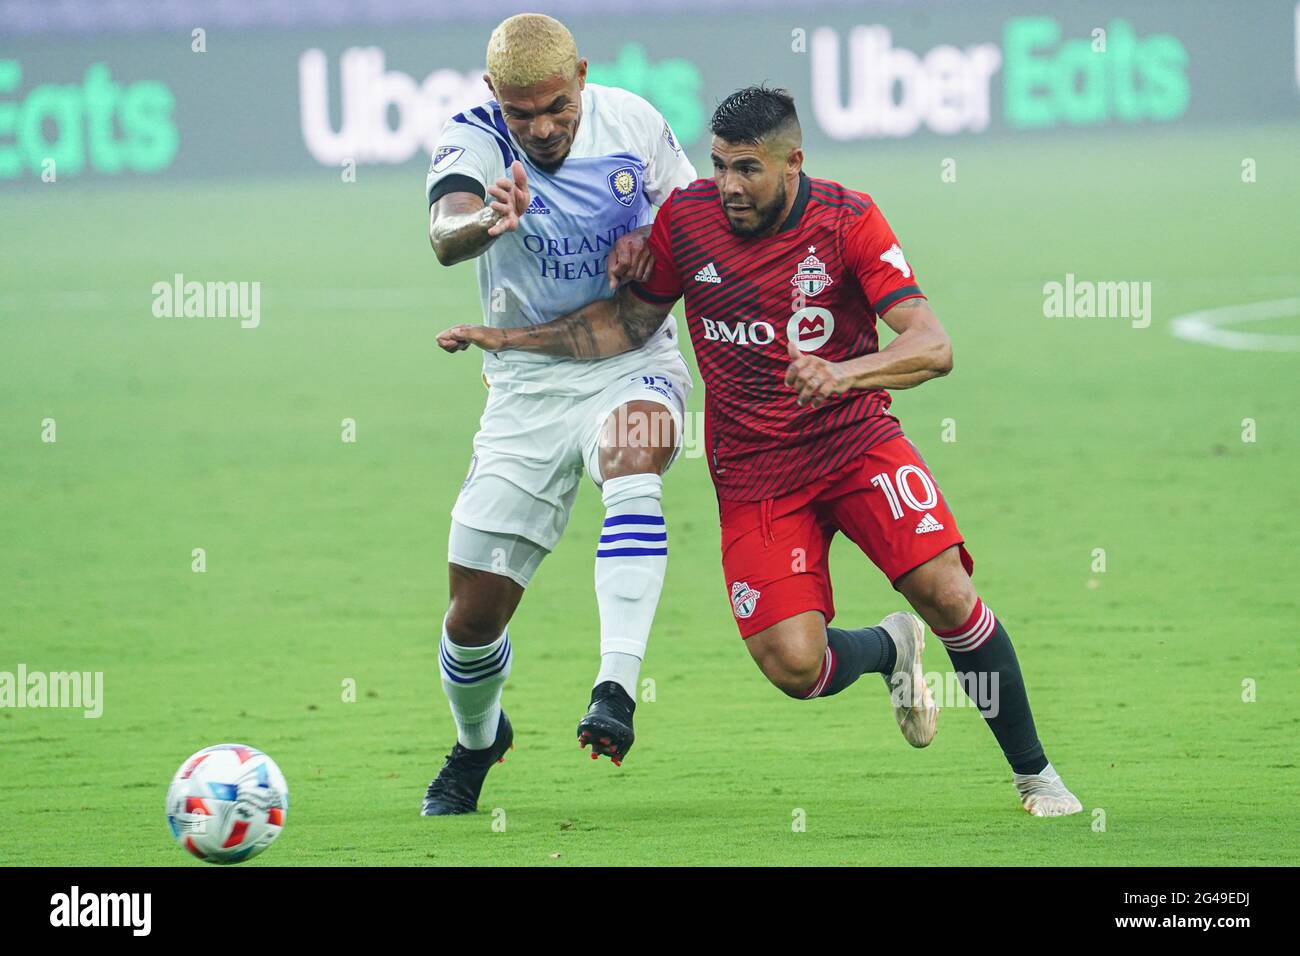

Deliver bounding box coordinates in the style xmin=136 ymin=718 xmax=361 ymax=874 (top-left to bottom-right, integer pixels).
xmin=710 ymin=85 xmax=800 ymax=145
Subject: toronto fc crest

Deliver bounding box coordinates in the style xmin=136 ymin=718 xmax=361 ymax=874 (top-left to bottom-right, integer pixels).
xmin=730 ymin=581 xmax=761 ymax=619
xmin=790 ymin=246 xmax=834 ymax=297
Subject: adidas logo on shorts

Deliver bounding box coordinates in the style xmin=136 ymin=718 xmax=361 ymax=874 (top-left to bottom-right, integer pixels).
xmin=915 ymin=512 xmax=944 ymax=534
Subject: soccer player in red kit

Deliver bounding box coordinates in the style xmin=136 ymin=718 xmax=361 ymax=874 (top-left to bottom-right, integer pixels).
xmin=438 ymin=87 xmax=1082 ymax=816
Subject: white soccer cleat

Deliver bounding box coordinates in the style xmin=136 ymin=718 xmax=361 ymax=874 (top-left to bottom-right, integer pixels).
xmin=1012 ymin=763 xmax=1083 ymax=817
xmin=879 ymin=611 xmax=938 ymax=748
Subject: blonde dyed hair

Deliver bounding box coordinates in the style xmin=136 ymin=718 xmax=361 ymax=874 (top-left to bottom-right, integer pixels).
xmin=486 ymin=13 xmax=579 ymax=89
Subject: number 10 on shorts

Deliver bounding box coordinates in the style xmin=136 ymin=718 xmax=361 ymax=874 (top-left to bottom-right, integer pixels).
xmin=870 ymin=465 xmax=939 ymax=520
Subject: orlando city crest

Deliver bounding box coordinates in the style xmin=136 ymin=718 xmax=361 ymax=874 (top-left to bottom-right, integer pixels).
xmin=607 ymin=165 xmax=640 ymax=206
xmin=790 ymin=247 xmax=834 ymax=297
xmin=730 ymin=581 xmax=761 ymax=619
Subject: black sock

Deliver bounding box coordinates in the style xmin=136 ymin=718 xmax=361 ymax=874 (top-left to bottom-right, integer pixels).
xmin=803 ymin=626 xmax=896 ymax=698
xmin=935 ymin=599 xmax=1048 ymax=775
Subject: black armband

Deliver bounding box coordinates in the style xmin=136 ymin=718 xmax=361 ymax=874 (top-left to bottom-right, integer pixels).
xmin=428 ymin=174 xmax=487 ymax=207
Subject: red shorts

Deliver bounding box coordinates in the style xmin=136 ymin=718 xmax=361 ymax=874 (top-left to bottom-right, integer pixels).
xmin=718 ymin=436 xmax=973 ymax=638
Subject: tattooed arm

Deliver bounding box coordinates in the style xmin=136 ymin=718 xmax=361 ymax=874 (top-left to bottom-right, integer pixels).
xmin=436 ymin=285 xmax=676 ymax=359
xmin=428 ymin=192 xmax=502 ymax=266
xmin=428 ymin=161 xmax=529 ymax=266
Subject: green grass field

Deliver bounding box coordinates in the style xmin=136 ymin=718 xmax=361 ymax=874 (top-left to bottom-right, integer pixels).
xmin=2 ymin=123 xmax=1297 ymax=866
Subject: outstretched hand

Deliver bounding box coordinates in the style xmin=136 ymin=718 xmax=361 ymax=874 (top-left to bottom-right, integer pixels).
xmin=485 ymin=160 xmax=530 ymax=237
xmin=437 ymin=324 xmax=507 ymax=353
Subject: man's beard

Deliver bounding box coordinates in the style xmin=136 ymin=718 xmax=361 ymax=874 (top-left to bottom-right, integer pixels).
xmin=527 ymin=151 xmax=567 ymax=174
xmin=524 ymin=127 xmax=575 ymax=173
xmin=726 ymin=179 xmax=788 ymax=237
xmin=528 ymin=149 xmax=567 ymax=173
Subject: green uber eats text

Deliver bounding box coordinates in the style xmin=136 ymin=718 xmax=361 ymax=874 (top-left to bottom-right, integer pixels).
xmin=587 ymin=43 xmax=705 ymax=147
xmin=0 ymin=61 xmax=178 ymax=180
xmin=1003 ymin=17 xmax=1189 ymax=129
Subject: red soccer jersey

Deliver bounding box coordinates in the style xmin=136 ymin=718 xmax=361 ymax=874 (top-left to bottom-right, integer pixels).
xmin=632 ymin=172 xmax=925 ymax=501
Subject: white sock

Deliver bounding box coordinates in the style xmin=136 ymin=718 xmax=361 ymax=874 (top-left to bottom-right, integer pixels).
xmin=593 ymin=473 xmax=667 ymax=698
xmin=596 ymin=651 xmax=643 ymax=700
xmin=439 ymin=618 xmax=511 ymax=750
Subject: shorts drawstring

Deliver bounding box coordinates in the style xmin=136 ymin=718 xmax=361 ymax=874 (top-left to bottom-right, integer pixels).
xmin=760 ymin=497 xmax=774 ymax=549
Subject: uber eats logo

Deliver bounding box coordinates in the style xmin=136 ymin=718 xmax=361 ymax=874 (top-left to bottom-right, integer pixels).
xmin=0 ymin=60 xmax=178 ymax=180
xmin=811 ymin=16 xmax=1189 ymax=139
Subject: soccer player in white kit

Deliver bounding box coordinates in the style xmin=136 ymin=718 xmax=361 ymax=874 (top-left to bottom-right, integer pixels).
xmin=420 ymin=14 xmax=696 ymax=815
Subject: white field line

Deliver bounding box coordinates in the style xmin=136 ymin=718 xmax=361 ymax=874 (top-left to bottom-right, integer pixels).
xmin=1170 ymin=297 xmax=1300 ymax=352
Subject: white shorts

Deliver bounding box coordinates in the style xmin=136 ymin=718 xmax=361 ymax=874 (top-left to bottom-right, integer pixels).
xmin=451 ymin=351 xmax=692 ymax=557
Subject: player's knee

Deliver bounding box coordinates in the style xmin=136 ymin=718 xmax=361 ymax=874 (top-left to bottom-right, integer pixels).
xmin=599 ymin=403 xmax=677 ymax=479
xmin=444 ymin=601 xmax=509 ymax=647
xmin=751 ymin=643 xmax=822 ymax=699
xmin=600 ymin=442 xmax=672 ymax=481
xmin=925 ymin=575 xmax=978 ymax=632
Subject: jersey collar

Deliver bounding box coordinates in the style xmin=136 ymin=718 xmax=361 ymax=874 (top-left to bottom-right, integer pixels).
xmin=775 ymin=172 xmax=812 ymax=234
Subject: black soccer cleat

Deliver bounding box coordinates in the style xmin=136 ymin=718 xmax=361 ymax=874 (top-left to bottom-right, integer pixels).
xmin=577 ymin=681 xmax=635 ymax=767
xmin=420 ymin=711 xmax=513 ymax=816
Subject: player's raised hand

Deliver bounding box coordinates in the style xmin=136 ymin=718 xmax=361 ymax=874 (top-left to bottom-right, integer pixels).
xmin=485 ymin=160 xmax=530 ymax=237
xmin=784 ymin=337 xmax=845 ymax=408
xmin=606 ymin=229 xmax=655 ymax=290
xmin=437 ymin=324 xmax=508 ymax=353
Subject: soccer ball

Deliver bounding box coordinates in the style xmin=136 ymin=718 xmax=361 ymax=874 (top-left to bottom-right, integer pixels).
xmin=165 ymin=744 xmax=288 ymax=864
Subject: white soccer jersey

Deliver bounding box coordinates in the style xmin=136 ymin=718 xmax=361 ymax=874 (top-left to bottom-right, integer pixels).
xmin=426 ymin=83 xmax=697 ymax=395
